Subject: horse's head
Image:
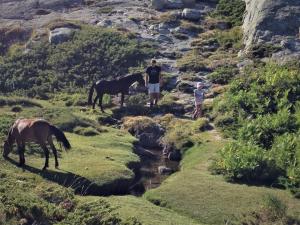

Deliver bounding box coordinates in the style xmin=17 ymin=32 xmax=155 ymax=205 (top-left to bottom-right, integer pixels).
xmin=3 ymin=140 xmax=12 ymax=158
xmin=133 ymin=73 xmax=145 ymax=87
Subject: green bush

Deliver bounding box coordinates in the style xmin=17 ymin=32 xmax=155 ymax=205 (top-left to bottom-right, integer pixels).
xmin=213 ymin=141 xmax=281 ymax=182
xmin=208 ymin=65 xmax=239 ymax=84
xmin=215 ymin=26 xmax=243 ymax=50
xmin=212 ymin=0 xmax=246 ymax=26
xmin=238 ymin=110 xmax=297 ymax=149
xmin=0 ymin=26 xmax=154 ymax=94
xmin=212 ymin=62 xmax=300 ymax=192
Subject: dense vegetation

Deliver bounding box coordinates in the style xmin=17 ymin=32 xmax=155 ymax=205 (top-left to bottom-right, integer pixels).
xmin=0 ymin=26 xmax=155 ymax=97
xmin=212 ymin=0 xmax=246 ymax=26
xmin=212 ymin=62 xmax=300 ymax=197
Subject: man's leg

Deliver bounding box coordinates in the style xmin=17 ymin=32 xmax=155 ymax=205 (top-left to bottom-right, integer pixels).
xmin=150 ymin=93 xmax=155 ymax=106
xmin=154 ymin=83 xmax=160 ymax=105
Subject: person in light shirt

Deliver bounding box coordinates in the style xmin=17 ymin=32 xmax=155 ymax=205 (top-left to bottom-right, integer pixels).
xmin=193 ymin=82 xmax=205 ymax=119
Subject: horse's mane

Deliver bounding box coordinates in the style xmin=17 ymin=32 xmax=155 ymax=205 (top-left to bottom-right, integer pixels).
xmin=119 ymin=72 xmax=142 ymax=81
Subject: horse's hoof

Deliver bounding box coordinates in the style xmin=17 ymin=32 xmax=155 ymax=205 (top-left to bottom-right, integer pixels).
xmin=42 ymin=167 xmax=47 ymax=171
xmin=55 ymin=165 xmax=59 ymax=169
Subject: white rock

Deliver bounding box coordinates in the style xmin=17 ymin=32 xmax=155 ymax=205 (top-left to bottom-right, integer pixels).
xmin=182 ymin=8 xmax=201 ymax=21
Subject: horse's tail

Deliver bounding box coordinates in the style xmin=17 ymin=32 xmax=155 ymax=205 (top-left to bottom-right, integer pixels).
xmin=50 ymin=125 xmax=71 ymax=151
xmin=88 ymin=83 xmax=95 ymax=105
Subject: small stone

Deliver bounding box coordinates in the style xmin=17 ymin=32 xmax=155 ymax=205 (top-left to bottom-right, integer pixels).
xmin=158 ymin=166 xmax=173 ymax=175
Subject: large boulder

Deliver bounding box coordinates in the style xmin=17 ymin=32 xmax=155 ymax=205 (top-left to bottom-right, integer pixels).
xmin=151 ymin=0 xmax=166 ymax=10
xmin=165 ymin=0 xmax=184 ymax=9
xmin=181 ymin=8 xmax=201 ymax=21
xmin=182 ymin=0 xmax=195 ymax=8
xmin=243 ymin=0 xmax=300 ymax=53
xmin=0 ymin=0 xmax=82 ymax=19
xmin=49 ymin=27 xmax=75 ymax=44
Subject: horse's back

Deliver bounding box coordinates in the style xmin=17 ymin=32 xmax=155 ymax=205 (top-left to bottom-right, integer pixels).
xmin=12 ymin=118 xmax=51 ymax=142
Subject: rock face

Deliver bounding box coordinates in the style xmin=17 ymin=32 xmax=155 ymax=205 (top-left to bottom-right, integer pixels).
xmin=243 ymin=0 xmax=300 ymax=52
xmin=49 ymin=27 xmax=75 ymax=44
xmin=0 ymin=0 xmax=82 ymax=19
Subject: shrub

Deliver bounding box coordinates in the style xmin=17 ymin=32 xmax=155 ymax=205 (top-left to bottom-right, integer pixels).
xmin=213 ymin=141 xmax=276 ymax=182
xmin=212 ymin=62 xmax=300 ymax=192
xmin=215 ymin=26 xmax=243 ymax=50
xmin=238 ymin=110 xmax=296 ymax=149
xmin=208 ymin=65 xmax=239 ymax=84
xmin=11 ymin=105 xmax=22 ymax=112
xmin=0 ymin=26 xmax=155 ymax=94
xmin=212 ymin=0 xmax=246 ymax=26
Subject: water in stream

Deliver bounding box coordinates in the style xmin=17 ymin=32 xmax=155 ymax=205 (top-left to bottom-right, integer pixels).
xmin=130 ymin=146 xmax=179 ymax=196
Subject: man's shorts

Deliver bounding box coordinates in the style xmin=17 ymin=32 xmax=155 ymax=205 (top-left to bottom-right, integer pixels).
xmin=148 ymin=83 xmax=160 ymax=94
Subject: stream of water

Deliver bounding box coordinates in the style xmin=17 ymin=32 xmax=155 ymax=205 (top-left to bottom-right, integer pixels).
xmin=130 ymin=145 xmax=179 ymax=196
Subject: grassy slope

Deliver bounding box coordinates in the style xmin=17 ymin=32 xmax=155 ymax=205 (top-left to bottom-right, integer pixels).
xmin=144 ymin=131 xmax=300 ymax=224
xmin=0 ymin=103 xmax=138 ymax=194
xmin=80 ymin=196 xmax=201 ymax=225
xmin=0 ymin=99 xmax=201 ymax=224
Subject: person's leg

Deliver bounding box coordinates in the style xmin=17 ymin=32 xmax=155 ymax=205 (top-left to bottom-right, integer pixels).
xmin=195 ymin=104 xmax=203 ymax=118
xmin=193 ymin=105 xmax=199 ymax=119
xmin=148 ymin=84 xmax=154 ymax=107
xmin=154 ymin=83 xmax=160 ymax=105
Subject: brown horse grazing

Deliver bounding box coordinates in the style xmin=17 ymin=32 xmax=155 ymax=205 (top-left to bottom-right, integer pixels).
xmin=3 ymin=118 xmax=71 ymax=170
xmin=88 ymin=72 xmax=145 ymax=112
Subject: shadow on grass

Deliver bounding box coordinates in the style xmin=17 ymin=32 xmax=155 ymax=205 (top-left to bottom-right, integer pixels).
xmin=6 ymin=157 xmax=135 ymax=196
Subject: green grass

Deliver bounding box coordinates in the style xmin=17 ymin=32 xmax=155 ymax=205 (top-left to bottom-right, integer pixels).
xmin=144 ymin=131 xmax=300 ymax=224
xmin=80 ymin=196 xmax=201 ymax=225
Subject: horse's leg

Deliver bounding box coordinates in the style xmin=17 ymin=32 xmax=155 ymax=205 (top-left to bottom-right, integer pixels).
xmin=16 ymin=140 xmax=25 ymax=167
xmin=48 ymin=137 xmax=59 ymax=169
xmin=121 ymin=92 xmax=125 ymax=108
xmin=98 ymin=93 xmax=105 ymax=113
xmin=40 ymin=144 xmax=50 ymax=170
xmin=92 ymin=94 xmax=99 ymax=109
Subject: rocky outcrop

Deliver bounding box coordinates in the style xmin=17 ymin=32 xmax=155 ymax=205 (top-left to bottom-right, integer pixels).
xmin=151 ymin=0 xmax=197 ymax=10
xmin=0 ymin=0 xmax=82 ymax=19
xmin=243 ymin=0 xmax=300 ymax=56
xmin=49 ymin=27 xmax=75 ymax=44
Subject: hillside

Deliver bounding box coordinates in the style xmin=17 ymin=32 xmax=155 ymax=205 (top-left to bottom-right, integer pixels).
xmin=0 ymin=0 xmax=300 ymax=225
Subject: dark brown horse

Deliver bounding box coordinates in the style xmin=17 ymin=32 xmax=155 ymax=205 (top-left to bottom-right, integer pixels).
xmin=3 ymin=118 xmax=71 ymax=170
xmin=88 ymin=72 xmax=145 ymax=112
